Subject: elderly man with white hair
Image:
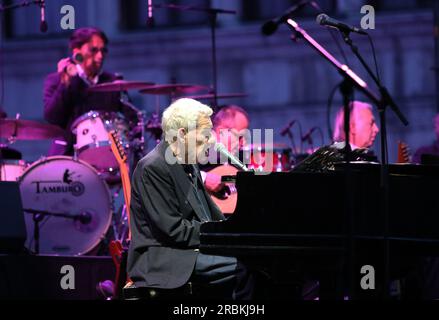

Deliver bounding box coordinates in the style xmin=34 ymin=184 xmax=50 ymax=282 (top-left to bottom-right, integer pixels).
xmin=332 ymin=100 xmax=379 ymax=150
xmin=127 ymin=98 xmax=253 ymax=299
xmin=293 ymin=101 xmax=380 ymax=173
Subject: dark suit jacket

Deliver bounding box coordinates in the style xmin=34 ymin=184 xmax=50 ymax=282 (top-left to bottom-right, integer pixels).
xmin=43 ymin=71 xmax=136 ymax=155
xmin=127 ymin=140 xmax=224 ymax=289
xmin=413 ymin=140 xmax=439 ymax=164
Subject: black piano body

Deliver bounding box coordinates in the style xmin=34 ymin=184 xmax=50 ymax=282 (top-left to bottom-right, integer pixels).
xmin=200 ymin=164 xmax=439 ymax=299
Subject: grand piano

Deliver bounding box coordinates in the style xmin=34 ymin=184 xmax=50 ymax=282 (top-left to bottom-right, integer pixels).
xmin=200 ymin=163 xmax=439 ymax=299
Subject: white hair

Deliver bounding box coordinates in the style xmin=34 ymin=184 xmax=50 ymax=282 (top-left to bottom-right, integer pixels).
xmin=161 ymin=98 xmax=213 ymax=143
xmin=333 ymin=101 xmax=373 ymax=142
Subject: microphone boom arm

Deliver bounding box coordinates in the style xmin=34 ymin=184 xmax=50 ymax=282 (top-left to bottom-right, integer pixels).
xmin=286 ymin=19 xmax=381 ymax=106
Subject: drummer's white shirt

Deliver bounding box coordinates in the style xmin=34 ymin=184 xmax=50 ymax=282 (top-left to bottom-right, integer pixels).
xmin=76 ymin=64 xmax=101 ymax=86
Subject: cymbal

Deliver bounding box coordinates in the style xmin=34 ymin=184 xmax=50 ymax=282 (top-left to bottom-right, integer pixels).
xmin=0 ymin=119 xmax=66 ymax=140
xmin=145 ymin=125 xmax=163 ymax=136
xmin=139 ymin=84 xmax=209 ymax=95
xmin=88 ymin=80 xmax=155 ymax=92
xmin=183 ymin=92 xmax=248 ymax=100
xmin=144 ymin=120 xmax=163 ymax=137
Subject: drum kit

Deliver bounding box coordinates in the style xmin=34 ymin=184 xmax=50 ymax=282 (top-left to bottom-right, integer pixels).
xmin=0 ymin=3 xmax=294 ymax=258
xmin=241 ymin=143 xmax=293 ymax=172
xmin=0 ymin=80 xmax=250 ymax=256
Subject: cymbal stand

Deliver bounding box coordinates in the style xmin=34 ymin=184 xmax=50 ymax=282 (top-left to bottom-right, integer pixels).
xmin=153 ymin=3 xmax=236 ymax=110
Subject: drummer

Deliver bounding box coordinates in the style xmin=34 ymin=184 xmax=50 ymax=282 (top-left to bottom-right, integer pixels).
xmin=43 ymin=27 xmax=137 ymax=156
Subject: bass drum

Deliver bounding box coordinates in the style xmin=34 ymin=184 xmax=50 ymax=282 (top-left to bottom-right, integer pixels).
xmin=19 ymin=156 xmax=112 ymax=255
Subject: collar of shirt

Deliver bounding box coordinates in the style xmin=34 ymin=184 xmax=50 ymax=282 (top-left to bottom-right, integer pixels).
xmin=76 ymin=64 xmax=101 ymax=86
xmin=333 ymin=141 xmax=360 ymax=151
xmin=182 ymin=164 xmax=197 ymax=178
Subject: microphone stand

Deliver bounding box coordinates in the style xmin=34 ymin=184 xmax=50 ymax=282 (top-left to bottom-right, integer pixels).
xmin=282 ymin=120 xmax=303 ymax=156
xmin=284 ymin=128 xmax=297 ymax=156
xmin=285 ymin=18 xmax=383 ymax=299
xmin=153 ymin=4 xmax=236 ymax=110
xmin=0 ymin=1 xmax=45 ymax=154
xmin=24 ymin=208 xmax=88 ymax=255
xmin=340 ymin=30 xmax=409 ymax=299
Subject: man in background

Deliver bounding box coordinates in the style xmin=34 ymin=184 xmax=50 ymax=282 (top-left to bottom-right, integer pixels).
xmin=294 ymin=101 xmax=380 ymax=173
xmin=332 ymin=100 xmax=379 ymax=150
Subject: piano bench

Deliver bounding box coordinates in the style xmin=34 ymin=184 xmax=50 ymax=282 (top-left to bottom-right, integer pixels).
xmin=123 ymin=282 xmax=195 ymax=300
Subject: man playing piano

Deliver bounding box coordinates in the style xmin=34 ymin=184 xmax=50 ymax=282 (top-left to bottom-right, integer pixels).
xmin=127 ymin=98 xmax=253 ymax=299
xmin=202 ymin=104 xmax=250 ymax=193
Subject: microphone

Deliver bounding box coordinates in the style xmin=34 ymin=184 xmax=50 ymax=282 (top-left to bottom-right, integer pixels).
xmin=214 ymin=143 xmax=250 ymax=172
xmin=261 ymin=0 xmax=310 ymax=36
xmin=39 ymin=0 xmax=48 ymax=33
xmin=301 ymin=127 xmax=317 ymax=144
xmin=146 ymin=0 xmax=155 ymax=27
xmin=316 ymin=13 xmax=367 ymax=35
xmin=71 ymin=53 xmax=84 ymax=64
xmin=63 ymin=53 xmax=83 ymax=73
xmin=280 ymin=120 xmax=296 ymax=137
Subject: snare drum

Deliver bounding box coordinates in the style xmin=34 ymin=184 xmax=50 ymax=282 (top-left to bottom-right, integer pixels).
xmin=0 ymin=159 xmax=27 ymax=181
xmin=19 ymin=156 xmax=112 ymax=255
xmin=71 ymin=110 xmax=129 ymax=171
xmin=242 ymin=144 xmax=292 ymax=172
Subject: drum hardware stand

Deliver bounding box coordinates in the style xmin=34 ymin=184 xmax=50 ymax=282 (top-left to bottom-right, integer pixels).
xmin=72 ymin=146 xmax=79 ymax=162
xmin=23 ymin=208 xmax=92 ymax=255
xmin=136 ymin=110 xmax=145 ymax=154
xmin=108 ymin=184 xmax=130 ymax=245
xmin=119 ymin=95 xmax=146 ymax=159
xmin=152 ymin=3 xmax=236 ymax=110
xmin=119 ymin=205 xmax=129 ymax=245
xmin=113 ymin=203 xmax=129 ymax=245
xmin=6 ymin=114 xmax=21 ymax=145
xmin=111 ymin=186 xmax=122 ymax=242
xmin=32 ymin=213 xmax=44 ymax=255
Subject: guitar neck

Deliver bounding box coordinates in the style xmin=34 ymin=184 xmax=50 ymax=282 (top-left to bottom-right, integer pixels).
xmin=109 ymin=131 xmax=132 ymax=240
xmin=119 ymin=163 xmax=131 ymax=240
xmin=120 ymin=164 xmax=131 ymax=213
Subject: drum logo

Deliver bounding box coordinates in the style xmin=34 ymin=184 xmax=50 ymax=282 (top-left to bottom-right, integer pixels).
xmin=31 ymin=169 xmax=85 ymax=196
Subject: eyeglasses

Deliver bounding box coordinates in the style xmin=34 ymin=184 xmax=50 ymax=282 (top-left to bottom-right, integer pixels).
xmin=89 ymin=47 xmax=108 ymax=55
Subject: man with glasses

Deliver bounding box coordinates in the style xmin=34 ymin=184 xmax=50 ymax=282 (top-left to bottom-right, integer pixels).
xmin=43 ymin=27 xmax=136 ymax=156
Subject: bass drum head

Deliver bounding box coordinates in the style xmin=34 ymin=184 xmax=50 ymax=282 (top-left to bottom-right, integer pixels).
xmin=19 ymin=156 xmax=112 ymax=256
